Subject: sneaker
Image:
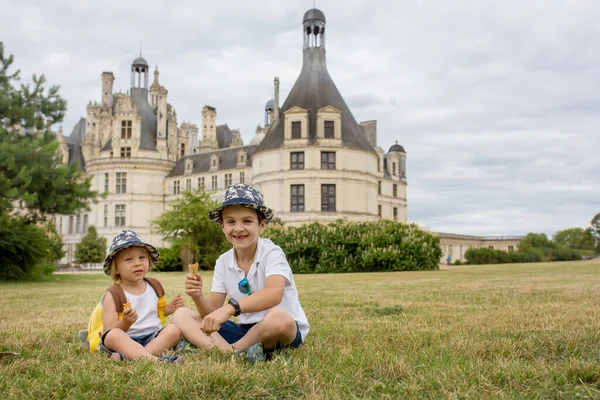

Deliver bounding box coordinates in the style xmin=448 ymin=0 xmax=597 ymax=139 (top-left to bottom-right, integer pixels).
xmin=158 ymin=355 xmax=184 ymax=364
xmin=174 ymin=339 xmax=197 ymax=354
xmin=235 ymin=342 xmax=265 ymax=363
xmin=77 ymin=329 xmax=89 ymax=349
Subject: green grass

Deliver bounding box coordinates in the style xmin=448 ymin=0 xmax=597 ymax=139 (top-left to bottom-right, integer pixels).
xmin=1 ymin=260 xmax=600 ymax=399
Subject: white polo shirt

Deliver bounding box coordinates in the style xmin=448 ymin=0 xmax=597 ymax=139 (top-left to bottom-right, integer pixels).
xmin=211 ymin=237 xmax=310 ymax=341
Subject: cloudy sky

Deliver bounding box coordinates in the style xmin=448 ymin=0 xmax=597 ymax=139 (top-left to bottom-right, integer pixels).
xmin=2 ymin=0 xmax=599 ymax=237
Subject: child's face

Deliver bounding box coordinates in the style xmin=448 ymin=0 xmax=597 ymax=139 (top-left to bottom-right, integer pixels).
xmin=114 ymin=246 xmax=150 ymax=283
xmin=220 ymin=205 xmax=266 ymax=252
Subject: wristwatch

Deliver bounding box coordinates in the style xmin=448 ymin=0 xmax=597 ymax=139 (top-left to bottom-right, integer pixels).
xmin=228 ymin=298 xmax=241 ymax=316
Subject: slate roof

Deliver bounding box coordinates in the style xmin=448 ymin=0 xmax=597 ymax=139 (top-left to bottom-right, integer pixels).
xmin=167 ymin=144 xmax=259 ymax=178
xmin=216 ymin=124 xmax=233 ymax=149
xmin=257 ymin=47 xmax=375 ymax=154
xmin=131 ymin=88 xmax=158 ymax=150
xmin=66 ymin=117 xmax=86 ymax=170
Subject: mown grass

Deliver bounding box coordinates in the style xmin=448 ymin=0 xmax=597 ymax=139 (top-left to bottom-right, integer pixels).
xmin=1 ymin=260 xmax=599 ymax=399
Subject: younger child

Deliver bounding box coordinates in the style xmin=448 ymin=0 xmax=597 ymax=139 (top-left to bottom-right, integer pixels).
xmin=172 ymin=184 xmax=309 ymax=362
xmin=99 ymin=230 xmax=185 ymax=363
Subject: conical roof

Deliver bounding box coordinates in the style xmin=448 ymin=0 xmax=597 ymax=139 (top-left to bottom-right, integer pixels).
xmin=257 ymin=46 xmax=374 ymax=153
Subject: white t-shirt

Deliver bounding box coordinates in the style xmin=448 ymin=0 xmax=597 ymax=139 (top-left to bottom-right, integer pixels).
xmin=211 ymin=237 xmax=310 ymax=341
xmin=101 ymin=282 xmax=161 ymax=337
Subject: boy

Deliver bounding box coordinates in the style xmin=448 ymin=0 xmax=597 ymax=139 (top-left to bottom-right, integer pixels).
xmin=172 ymin=184 xmax=309 ymax=362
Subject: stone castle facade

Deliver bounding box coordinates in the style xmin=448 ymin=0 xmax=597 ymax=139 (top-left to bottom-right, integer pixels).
xmin=55 ymin=8 xmax=409 ymax=264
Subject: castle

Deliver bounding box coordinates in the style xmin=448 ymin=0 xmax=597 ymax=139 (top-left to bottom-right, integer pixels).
xmin=56 ymin=8 xmax=409 ymax=264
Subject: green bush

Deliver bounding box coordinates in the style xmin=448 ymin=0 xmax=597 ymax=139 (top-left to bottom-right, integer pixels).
xmin=263 ymin=220 xmax=441 ymax=274
xmin=154 ymin=246 xmax=182 ymax=272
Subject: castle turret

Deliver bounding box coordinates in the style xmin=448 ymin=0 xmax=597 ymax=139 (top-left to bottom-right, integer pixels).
xmin=101 ymin=72 xmax=114 ymax=107
xmin=199 ymin=105 xmax=218 ymax=151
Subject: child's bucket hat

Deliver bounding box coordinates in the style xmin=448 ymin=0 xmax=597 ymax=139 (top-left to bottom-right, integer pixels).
xmin=208 ymin=184 xmax=274 ymax=224
xmin=103 ymin=230 xmax=160 ymax=275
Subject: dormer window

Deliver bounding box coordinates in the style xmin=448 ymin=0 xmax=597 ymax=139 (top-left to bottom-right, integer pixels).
xmin=291 ymin=121 xmax=301 ymax=139
xmin=180 ymin=143 xmax=186 ymax=156
xmin=324 ymin=120 xmax=334 ymax=138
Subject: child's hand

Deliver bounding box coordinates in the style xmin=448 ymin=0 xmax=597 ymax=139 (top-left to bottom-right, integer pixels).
xmin=185 ymin=273 xmax=204 ymax=299
xmin=169 ymin=293 xmax=185 ymax=310
xmin=200 ymin=306 xmax=233 ymax=335
xmin=122 ymin=307 xmax=138 ymax=326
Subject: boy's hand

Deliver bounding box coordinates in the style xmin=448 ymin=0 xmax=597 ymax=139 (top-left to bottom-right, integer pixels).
xmin=122 ymin=307 xmax=138 ymax=326
xmin=185 ymin=273 xmax=204 ymax=299
xmin=200 ymin=305 xmax=234 ymax=335
xmin=169 ymin=293 xmax=185 ymax=309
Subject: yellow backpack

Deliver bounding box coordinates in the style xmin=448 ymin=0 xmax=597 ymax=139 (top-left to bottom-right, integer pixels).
xmin=84 ymin=277 xmax=167 ymax=353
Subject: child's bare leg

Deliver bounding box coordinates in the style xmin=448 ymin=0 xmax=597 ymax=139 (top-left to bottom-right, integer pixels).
xmin=103 ymin=328 xmax=156 ymax=361
xmin=233 ymin=308 xmax=297 ymax=351
xmin=145 ymin=324 xmax=182 ymax=356
xmin=171 ymin=308 xmax=231 ymax=351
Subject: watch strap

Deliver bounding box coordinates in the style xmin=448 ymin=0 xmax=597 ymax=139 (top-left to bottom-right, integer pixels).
xmin=228 ymin=298 xmax=241 ymax=316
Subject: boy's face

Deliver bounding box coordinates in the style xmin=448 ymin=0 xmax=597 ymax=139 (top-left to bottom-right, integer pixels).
xmin=114 ymin=246 xmax=150 ymax=283
xmin=220 ymin=205 xmax=266 ymax=252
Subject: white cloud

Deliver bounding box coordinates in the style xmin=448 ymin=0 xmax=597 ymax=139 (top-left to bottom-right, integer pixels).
xmin=1 ymin=0 xmax=598 ymax=236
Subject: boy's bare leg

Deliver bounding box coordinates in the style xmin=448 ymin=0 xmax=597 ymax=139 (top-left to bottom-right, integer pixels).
xmin=171 ymin=307 xmax=231 ymax=351
xmin=145 ymin=324 xmax=182 ymax=356
xmin=233 ymin=308 xmax=297 ymax=352
xmin=103 ymin=328 xmax=157 ymax=360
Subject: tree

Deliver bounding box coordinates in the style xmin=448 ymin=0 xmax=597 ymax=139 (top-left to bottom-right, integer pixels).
xmin=152 ymin=188 xmax=229 ymax=270
xmin=552 ymin=227 xmax=595 ymax=250
xmin=517 ymin=233 xmax=554 ymax=252
xmin=0 ymin=43 xmax=99 ymax=279
xmin=75 ymin=226 xmax=107 ymax=264
xmin=591 ymin=212 xmax=600 ymax=252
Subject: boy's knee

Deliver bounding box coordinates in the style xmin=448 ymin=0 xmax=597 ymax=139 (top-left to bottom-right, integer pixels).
xmin=263 ymin=309 xmax=295 ymax=334
xmin=163 ymin=324 xmax=182 ymax=337
xmin=171 ymin=307 xmax=195 ymax=323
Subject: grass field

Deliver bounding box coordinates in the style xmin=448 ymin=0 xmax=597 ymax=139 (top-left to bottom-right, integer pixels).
xmin=1 ymin=260 xmax=599 ymax=399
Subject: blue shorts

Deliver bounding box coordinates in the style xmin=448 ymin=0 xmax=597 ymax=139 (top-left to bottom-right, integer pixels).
xmin=218 ymin=320 xmax=303 ymax=353
xmin=99 ymin=328 xmax=161 ymax=357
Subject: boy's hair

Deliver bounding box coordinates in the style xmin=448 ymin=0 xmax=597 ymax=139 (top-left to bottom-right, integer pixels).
xmin=108 ymin=247 xmax=155 ymax=283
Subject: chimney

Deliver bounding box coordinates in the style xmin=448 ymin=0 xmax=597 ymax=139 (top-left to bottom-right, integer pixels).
xmin=273 ymin=77 xmax=280 ymax=123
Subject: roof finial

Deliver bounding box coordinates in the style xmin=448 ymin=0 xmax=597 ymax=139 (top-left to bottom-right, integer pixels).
xmin=139 ymin=41 xmax=143 ymax=57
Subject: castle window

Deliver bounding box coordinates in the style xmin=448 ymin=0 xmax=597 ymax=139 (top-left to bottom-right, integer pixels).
xmin=76 ymin=215 xmax=81 ymax=234
xmin=69 ymin=215 xmax=74 ymax=234
xmin=291 ymin=152 xmax=304 ymax=170
xmin=173 ymin=180 xmax=180 ymax=195
xmin=321 ymin=184 xmax=336 ymax=212
xmin=115 ymin=204 xmax=126 ymax=227
xmin=240 ymin=155 xmax=244 ymax=162
xmin=104 ymin=205 xmax=108 ymax=227
xmin=321 ymin=152 xmax=336 ymax=170
xmin=225 ymin=173 xmax=232 ymax=187
xmin=378 ymin=205 xmax=382 ymax=218
xmin=508 ymin=245 xmax=514 ymax=252
xmin=291 ymin=184 xmax=305 ymax=212
xmin=116 ymin=172 xmax=127 ymax=194
xmin=488 ymin=246 xmax=494 ymax=250
xmin=291 ymin=121 xmax=301 ymax=139
xmin=104 ymin=173 xmax=109 ymax=193
xmin=239 ymin=172 xmax=245 ymax=184
xmin=186 ymin=179 xmax=191 ymax=191
xmin=211 ymin=175 xmax=217 ymax=191
xmin=324 ymin=120 xmax=335 ymax=138
xmin=393 ymin=162 xmax=397 ymax=176
xmin=181 ymin=143 xmax=185 ymax=156
xmin=378 ymin=181 xmax=381 ymax=195
xmin=83 ymin=214 xmax=88 ymax=232
xmin=393 ymin=207 xmax=398 ymax=221
xmin=121 ymin=120 xmax=132 ymax=139
xmin=198 ymin=177 xmax=205 ymax=190
xmin=120 ymin=147 xmax=131 ymax=158
xmin=59 ymin=217 xmax=62 ymax=234
xmin=393 ymin=184 xmax=397 ymax=198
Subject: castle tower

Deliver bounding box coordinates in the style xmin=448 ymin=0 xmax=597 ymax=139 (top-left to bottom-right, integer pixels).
xmin=199 ymin=105 xmax=218 ymax=151
xmin=101 ymin=72 xmax=114 ymax=107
